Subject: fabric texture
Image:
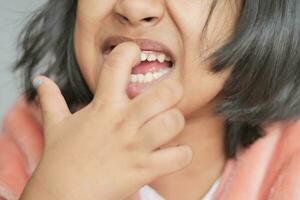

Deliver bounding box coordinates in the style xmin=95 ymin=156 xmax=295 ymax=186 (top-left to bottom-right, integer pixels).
xmin=139 ymin=177 xmax=220 ymax=200
xmin=1 ymin=97 xmax=300 ymax=200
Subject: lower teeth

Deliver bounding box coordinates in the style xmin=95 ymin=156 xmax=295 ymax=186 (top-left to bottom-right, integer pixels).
xmin=129 ymin=68 xmax=170 ymax=83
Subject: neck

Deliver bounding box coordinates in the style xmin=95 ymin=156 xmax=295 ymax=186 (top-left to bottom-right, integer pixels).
xmin=149 ymin=106 xmax=226 ymax=200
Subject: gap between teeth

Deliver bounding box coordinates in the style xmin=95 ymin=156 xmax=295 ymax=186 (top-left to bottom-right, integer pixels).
xmin=129 ymin=68 xmax=171 ymax=83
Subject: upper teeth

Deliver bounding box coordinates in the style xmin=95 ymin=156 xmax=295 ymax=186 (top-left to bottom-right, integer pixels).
xmin=140 ymin=51 xmax=171 ymax=63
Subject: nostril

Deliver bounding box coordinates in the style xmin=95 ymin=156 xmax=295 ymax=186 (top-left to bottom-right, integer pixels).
xmin=121 ymin=15 xmax=129 ymax=22
xmin=143 ymin=17 xmax=155 ymax=22
xmin=110 ymin=45 xmax=117 ymax=52
xmin=115 ymin=13 xmax=130 ymax=23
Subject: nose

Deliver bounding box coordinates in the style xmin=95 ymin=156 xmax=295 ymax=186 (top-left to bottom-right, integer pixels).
xmin=114 ymin=0 xmax=164 ymax=27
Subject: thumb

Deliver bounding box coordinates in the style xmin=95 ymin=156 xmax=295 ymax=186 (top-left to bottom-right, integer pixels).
xmin=32 ymin=76 xmax=71 ymax=126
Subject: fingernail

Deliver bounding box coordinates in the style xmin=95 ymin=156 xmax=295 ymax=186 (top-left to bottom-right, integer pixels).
xmin=33 ymin=78 xmax=42 ymax=89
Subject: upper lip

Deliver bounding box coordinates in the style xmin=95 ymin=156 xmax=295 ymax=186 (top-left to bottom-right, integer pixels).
xmin=101 ymin=35 xmax=176 ymax=63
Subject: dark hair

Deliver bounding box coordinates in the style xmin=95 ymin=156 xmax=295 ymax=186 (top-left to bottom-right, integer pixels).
xmin=13 ymin=0 xmax=300 ymax=158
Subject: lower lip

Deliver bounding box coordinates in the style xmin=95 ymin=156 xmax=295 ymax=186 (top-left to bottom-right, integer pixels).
xmin=126 ymin=64 xmax=174 ymax=99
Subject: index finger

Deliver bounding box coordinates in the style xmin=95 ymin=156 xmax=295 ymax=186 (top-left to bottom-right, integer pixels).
xmin=93 ymin=42 xmax=141 ymax=105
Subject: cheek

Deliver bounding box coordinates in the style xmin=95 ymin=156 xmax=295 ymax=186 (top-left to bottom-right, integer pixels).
xmin=74 ymin=17 xmax=104 ymax=93
xmin=75 ymin=35 xmax=100 ymax=93
xmin=74 ymin=0 xmax=116 ymax=93
xmin=177 ymin=62 xmax=232 ymax=118
xmin=165 ymin=1 xmax=238 ymax=117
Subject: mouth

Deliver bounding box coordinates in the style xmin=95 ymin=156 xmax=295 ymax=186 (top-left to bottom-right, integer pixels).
xmin=101 ymin=36 xmax=176 ymax=98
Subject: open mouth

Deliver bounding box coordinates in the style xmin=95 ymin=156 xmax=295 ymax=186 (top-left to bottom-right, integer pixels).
xmin=105 ymin=47 xmax=174 ymax=83
xmin=102 ymin=36 xmax=176 ymax=98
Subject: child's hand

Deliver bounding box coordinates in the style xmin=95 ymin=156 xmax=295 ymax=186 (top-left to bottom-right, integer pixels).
xmin=20 ymin=42 xmax=193 ymax=200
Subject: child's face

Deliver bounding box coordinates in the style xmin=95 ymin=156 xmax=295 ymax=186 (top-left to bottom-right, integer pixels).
xmin=74 ymin=0 xmax=239 ymax=117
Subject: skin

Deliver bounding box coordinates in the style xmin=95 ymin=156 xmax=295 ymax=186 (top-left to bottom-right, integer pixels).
xmin=21 ymin=44 xmax=193 ymax=200
xmin=74 ymin=0 xmax=240 ymax=199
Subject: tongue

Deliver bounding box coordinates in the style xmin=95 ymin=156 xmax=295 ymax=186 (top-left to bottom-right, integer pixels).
xmin=131 ymin=61 xmax=171 ymax=75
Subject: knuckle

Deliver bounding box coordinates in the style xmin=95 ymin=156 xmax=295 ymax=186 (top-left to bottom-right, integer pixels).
xmin=90 ymin=99 xmax=106 ymax=110
xmin=114 ymin=117 xmax=139 ymax=136
xmin=162 ymin=109 xmax=185 ymax=129
xmin=124 ymin=141 xmax=139 ymax=152
xmin=172 ymin=109 xmax=185 ymax=129
xmin=90 ymin=99 xmax=115 ymax=113
xmin=133 ymin=155 xmax=148 ymax=171
xmin=133 ymin=158 xmax=154 ymax=183
xmin=175 ymin=153 xmax=186 ymax=167
xmin=89 ymin=102 xmax=129 ymax=127
xmin=113 ymin=117 xmax=127 ymax=131
xmin=122 ymin=107 xmax=140 ymax=128
xmin=133 ymin=156 xmax=156 ymax=183
xmin=176 ymin=147 xmax=192 ymax=166
xmin=91 ymin=97 xmax=127 ymax=112
xmin=111 ymin=112 xmax=132 ymax=131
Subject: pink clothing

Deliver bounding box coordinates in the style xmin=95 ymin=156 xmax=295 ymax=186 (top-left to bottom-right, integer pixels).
xmin=1 ymin=97 xmax=300 ymax=200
